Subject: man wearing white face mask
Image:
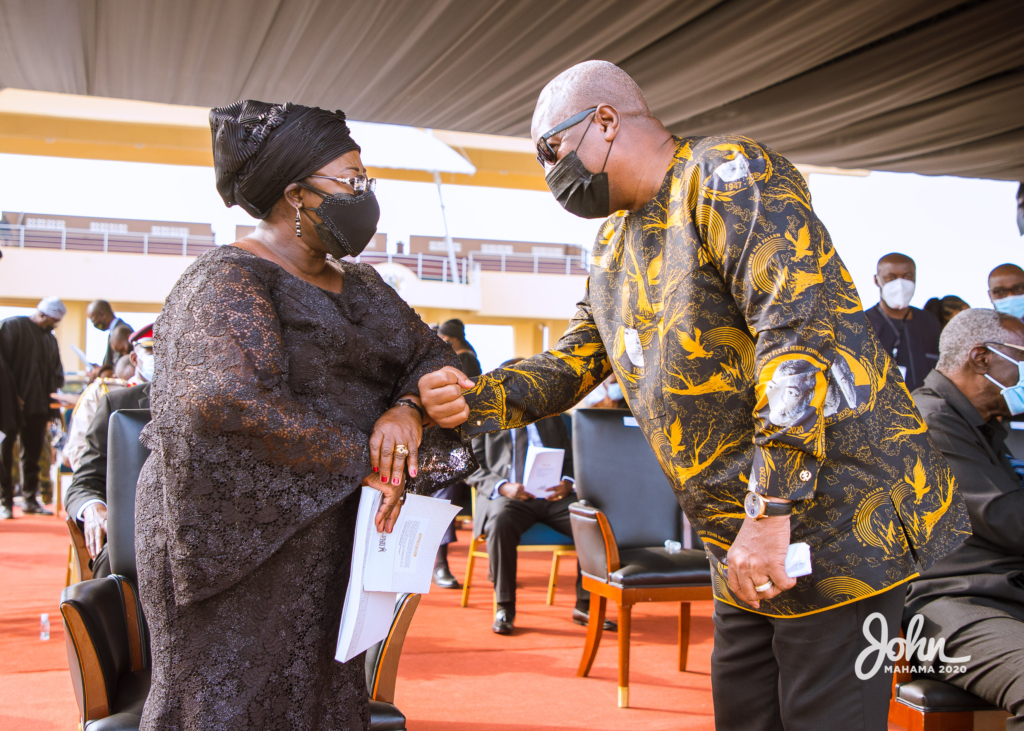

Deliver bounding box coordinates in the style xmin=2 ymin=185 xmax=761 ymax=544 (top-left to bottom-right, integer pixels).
xmin=65 ymin=324 xmax=154 ymax=578
xmin=988 ymin=263 xmax=1024 ymax=320
xmin=865 ymin=252 xmax=941 ymax=392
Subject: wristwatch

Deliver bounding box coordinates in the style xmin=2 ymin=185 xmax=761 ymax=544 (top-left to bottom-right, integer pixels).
xmin=744 ymin=491 xmax=794 ymax=520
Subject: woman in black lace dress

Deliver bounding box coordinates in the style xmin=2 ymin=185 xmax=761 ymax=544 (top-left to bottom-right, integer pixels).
xmin=135 ymin=101 xmax=475 ymax=730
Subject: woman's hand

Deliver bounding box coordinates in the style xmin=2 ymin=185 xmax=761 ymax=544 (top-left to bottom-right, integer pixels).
xmin=370 ymin=399 xmax=423 ymax=487
xmin=364 ymin=472 xmax=405 ymax=533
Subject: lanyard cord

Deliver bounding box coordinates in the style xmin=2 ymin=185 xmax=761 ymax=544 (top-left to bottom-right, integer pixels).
xmin=881 ymin=310 xmax=916 ymax=386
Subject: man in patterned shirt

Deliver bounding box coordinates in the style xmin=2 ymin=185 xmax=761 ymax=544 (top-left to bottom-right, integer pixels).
xmin=421 ymin=61 xmax=970 ymax=729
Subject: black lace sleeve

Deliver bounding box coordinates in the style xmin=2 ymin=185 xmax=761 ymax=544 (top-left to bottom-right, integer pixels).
xmin=147 ymin=255 xmax=375 ymax=604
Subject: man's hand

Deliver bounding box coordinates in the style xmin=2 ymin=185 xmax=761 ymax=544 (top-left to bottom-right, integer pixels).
xmin=419 ymin=366 xmax=474 ymax=428
xmin=545 ymin=479 xmax=574 ymax=501
xmin=726 ymin=510 xmax=797 ymax=610
xmin=498 ymin=482 xmax=531 ymax=501
xmin=82 ymin=503 xmax=108 ymax=559
xmin=51 ymin=391 xmax=79 ymax=408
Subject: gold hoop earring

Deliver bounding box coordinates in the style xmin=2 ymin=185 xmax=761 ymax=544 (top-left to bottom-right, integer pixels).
xmin=295 ymin=207 xmax=302 ymax=237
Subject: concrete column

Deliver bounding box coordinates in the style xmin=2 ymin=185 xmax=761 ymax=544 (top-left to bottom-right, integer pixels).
xmin=53 ymin=300 xmax=88 ymax=374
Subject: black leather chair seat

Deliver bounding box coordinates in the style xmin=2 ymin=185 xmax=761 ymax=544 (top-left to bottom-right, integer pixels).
xmin=609 ymin=547 xmax=710 ymax=587
xmin=896 ymin=679 xmax=998 ymax=713
xmin=369 ymin=700 xmax=407 ymax=731
xmin=85 ymin=667 xmax=150 ymax=731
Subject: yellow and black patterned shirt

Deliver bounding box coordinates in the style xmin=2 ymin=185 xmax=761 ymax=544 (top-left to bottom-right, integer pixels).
xmin=464 ymin=136 xmax=970 ymax=617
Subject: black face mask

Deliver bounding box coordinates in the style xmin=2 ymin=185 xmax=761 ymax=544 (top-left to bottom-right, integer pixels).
xmin=544 ymin=122 xmax=613 ymax=219
xmin=298 ymin=182 xmax=380 ymax=258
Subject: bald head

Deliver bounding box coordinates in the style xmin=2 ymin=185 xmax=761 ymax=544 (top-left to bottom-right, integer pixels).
xmin=110 ymin=324 xmax=134 ymax=356
xmin=86 ymin=299 xmax=115 ymax=330
xmin=988 ymin=263 xmax=1024 ymax=304
xmin=532 ymin=61 xmax=652 ymax=141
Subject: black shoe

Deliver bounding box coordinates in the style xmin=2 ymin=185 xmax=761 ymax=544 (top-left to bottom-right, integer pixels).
xmin=573 ymin=607 xmax=617 ymax=632
xmin=432 ymin=564 xmax=461 ymax=590
xmin=21 ymin=500 xmax=53 ymax=516
xmin=492 ymin=608 xmax=515 ymax=635
xmin=0 ymin=505 xmax=13 ymax=520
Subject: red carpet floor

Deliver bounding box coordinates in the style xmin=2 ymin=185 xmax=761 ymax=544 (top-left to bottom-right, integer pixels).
xmin=1 ymin=515 xmax=906 ymax=730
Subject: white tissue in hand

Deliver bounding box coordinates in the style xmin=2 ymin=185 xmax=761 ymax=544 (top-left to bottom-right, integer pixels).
xmin=785 ymin=543 xmax=812 ymax=578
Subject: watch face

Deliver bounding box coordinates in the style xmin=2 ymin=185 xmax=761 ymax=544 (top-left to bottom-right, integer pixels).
xmin=744 ymin=490 xmax=762 ymax=520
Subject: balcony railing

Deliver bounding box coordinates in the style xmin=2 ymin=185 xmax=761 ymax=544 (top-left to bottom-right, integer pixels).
xmin=0 ymin=223 xmax=590 ymax=281
xmin=349 ymin=250 xmax=589 ymax=283
xmin=0 ymin=223 xmax=217 ymax=257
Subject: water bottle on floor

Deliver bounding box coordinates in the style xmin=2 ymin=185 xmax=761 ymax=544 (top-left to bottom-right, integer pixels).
xmin=664 ymin=540 xmax=682 ymax=553
xmin=40 ymin=613 xmax=50 ymax=641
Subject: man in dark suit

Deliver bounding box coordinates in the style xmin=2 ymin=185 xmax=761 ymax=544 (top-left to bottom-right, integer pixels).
xmin=865 ymin=253 xmax=941 ymax=392
xmin=86 ymin=300 xmax=130 ymax=378
xmin=470 ymin=358 xmax=616 ymax=634
xmin=66 ymin=324 xmax=153 ymax=578
xmin=906 ymin=309 xmax=1024 ymax=726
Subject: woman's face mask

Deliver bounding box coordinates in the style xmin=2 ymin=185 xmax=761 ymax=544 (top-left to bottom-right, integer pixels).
xmin=299 ymin=182 xmax=380 ymax=258
xmin=984 ymin=344 xmax=1024 ymax=415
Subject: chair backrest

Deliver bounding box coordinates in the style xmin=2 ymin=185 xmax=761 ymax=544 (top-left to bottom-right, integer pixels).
xmin=106 ymin=409 xmax=151 ymax=585
xmin=364 ymin=593 xmax=422 ymax=704
xmin=572 ymin=408 xmax=682 ymax=549
xmin=60 ymin=576 xmax=133 ymax=722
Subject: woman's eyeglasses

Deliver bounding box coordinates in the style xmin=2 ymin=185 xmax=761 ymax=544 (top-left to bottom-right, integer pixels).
xmin=536 ymin=107 xmax=598 ymax=167
xmin=308 ymin=174 xmax=377 ymax=194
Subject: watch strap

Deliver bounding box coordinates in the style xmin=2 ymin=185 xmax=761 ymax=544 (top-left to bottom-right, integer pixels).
xmin=763 ymin=499 xmax=794 ymax=517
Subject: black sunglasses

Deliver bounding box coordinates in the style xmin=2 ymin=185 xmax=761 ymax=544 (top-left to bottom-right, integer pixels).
xmin=536 ymin=107 xmax=598 ymax=167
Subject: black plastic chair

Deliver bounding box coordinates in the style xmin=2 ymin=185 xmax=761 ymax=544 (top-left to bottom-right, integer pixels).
xmin=569 ymin=408 xmax=714 ymax=708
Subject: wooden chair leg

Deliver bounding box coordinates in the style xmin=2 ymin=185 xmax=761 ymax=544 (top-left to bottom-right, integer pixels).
xmin=547 ymin=551 xmax=562 ymax=605
xmin=618 ymin=603 xmax=632 ymax=708
xmin=66 ymin=544 xmax=74 ymax=588
xmin=461 ymin=536 xmax=481 ymax=608
xmin=678 ymin=602 xmax=691 ymax=671
xmin=577 ymin=593 xmax=606 ymax=678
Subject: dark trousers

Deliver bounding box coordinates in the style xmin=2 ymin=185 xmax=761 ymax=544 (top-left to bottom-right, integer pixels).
xmin=923 ymin=607 xmax=1024 ymax=730
xmin=0 ymin=417 xmax=48 ymax=507
xmin=433 ymin=484 xmax=460 ymax=547
xmin=711 ymin=584 xmax=906 ymax=731
xmin=89 ymin=543 xmax=111 ymax=580
xmin=479 ymin=493 xmax=585 ymax=611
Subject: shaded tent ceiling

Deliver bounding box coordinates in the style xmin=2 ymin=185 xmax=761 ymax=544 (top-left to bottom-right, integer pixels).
xmin=0 ymin=0 xmax=1022 ymax=180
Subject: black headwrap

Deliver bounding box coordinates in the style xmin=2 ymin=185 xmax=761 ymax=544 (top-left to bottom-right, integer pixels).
xmin=210 ymin=100 xmax=361 ymax=219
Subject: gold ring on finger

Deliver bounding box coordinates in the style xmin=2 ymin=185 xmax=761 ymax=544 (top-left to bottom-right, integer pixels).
xmin=395 ymin=444 xmax=409 ymax=456
xmin=754 ymin=579 xmax=774 ymax=593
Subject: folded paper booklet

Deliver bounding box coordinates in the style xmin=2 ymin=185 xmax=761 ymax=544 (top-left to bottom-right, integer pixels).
xmin=335 ymin=485 xmax=461 ymax=664
xmin=522 ymin=445 xmax=565 ymax=498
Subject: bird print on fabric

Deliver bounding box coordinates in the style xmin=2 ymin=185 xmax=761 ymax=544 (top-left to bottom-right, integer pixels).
xmin=463 ymin=136 xmax=970 ymax=617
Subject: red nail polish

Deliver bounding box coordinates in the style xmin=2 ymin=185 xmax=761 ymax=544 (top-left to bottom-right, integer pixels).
xmin=381 ymin=474 xmax=387 ymax=482
xmin=392 ymin=477 xmax=400 ymax=485
xmin=373 ymin=466 xmax=378 ymax=472
xmin=410 ymin=470 xmax=417 ymax=478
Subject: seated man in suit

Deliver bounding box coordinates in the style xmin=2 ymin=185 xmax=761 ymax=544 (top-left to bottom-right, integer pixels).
xmin=906 ymin=309 xmax=1024 ymax=725
xmin=65 ymin=324 xmax=154 ymax=579
xmin=469 ymin=360 xmax=616 ymax=635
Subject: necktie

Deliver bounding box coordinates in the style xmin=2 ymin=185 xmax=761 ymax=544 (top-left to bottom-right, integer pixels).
xmin=512 ymin=428 xmax=528 ymax=484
